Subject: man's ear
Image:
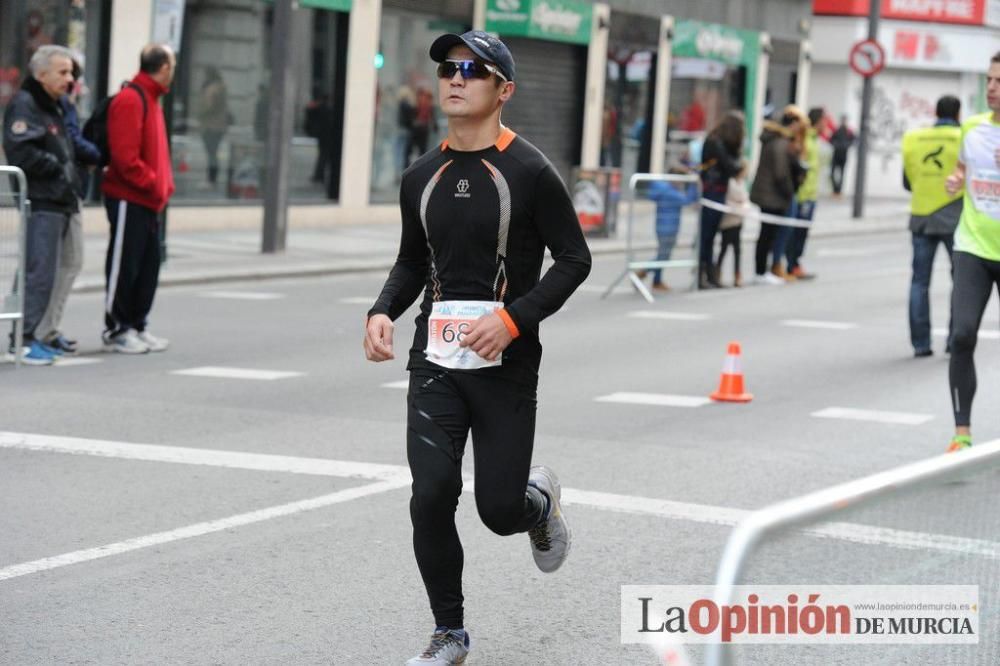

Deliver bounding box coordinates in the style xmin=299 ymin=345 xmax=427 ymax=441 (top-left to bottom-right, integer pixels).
xmin=498 ymin=81 xmax=515 ymax=104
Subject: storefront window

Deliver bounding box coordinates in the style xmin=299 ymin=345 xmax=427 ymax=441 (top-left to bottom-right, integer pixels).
xmin=669 ymin=20 xmax=760 ymax=168
xmin=0 ymin=0 xmax=108 ymax=167
xmin=371 ymin=1 xmax=472 ymax=204
xmin=603 ymin=49 xmax=653 ymax=183
xmin=667 ymin=61 xmax=747 ymax=169
xmin=171 ymin=0 xmax=347 ymax=204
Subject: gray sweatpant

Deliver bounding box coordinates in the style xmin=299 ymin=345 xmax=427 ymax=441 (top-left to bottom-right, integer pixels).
xmin=35 ymin=210 xmax=83 ymax=342
xmin=17 ymin=209 xmax=69 ymax=343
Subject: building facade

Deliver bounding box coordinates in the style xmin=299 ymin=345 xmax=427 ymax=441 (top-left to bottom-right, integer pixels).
xmin=1 ymin=0 xmax=812 ymax=223
xmin=810 ymin=0 xmax=1000 ymax=197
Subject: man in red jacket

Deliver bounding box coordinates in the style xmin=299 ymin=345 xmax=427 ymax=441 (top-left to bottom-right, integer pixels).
xmin=101 ymin=43 xmax=176 ymax=354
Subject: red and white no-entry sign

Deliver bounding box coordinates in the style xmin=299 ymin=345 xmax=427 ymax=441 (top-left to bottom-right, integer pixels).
xmin=849 ymin=39 xmax=886 ymax=78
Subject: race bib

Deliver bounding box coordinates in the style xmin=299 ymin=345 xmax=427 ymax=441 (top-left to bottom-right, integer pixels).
xmin=968 ymin=168 xmax=1000 ymax=218
xmin=426 ymin=300 xmax=503 ymax=370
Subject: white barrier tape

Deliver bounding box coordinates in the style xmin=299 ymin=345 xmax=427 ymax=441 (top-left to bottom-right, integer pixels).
xmin=699 ymin=198 xmax=814 ymax=229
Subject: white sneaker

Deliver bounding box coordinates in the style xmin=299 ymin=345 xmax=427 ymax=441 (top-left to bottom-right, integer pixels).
xmin=762 ymin=272 xmax=785 ymax=286
xmin=137 ymin=330 xmax=169 ymax=352
xmin=103 ymin=329 xmax=149 ymax=354
xmin=406 ymin=628 xmax=470 ymax=665
xmin=527 ymin=466 xmax=571 ymax=573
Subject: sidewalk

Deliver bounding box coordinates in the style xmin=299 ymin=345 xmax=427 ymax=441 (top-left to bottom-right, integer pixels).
xmin=72 ymin=195 xmax=911 ymax=293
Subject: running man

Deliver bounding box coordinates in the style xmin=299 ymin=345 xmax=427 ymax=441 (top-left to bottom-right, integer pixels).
xmin=363 ymin=31 xmax=592 ymax=664
xmin=943 ymin=52 xmax=1000 ymax=452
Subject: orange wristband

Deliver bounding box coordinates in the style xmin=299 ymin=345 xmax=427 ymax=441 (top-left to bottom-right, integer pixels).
xmin=497 ymin=308 xmax=520 ymax=339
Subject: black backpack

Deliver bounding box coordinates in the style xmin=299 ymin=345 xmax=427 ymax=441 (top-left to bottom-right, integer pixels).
xmin=83 ymin=82 xmax=147 ymax=167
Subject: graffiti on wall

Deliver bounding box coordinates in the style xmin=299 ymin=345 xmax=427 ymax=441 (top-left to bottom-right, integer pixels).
xmin=856 ymin=83 xmax=940 ymax=173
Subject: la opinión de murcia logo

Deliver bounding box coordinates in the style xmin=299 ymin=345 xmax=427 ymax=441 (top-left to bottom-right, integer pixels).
xmin=633 ymin=593 xmax=976 ymax=643
xmin=621 ymin=587 xmax=979 ymax=645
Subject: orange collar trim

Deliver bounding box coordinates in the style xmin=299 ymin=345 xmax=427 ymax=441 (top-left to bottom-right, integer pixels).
xmin=439 ymin=128 xmax=518 ymax=153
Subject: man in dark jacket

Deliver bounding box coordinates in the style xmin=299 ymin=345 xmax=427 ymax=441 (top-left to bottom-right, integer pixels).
xmin=101 ymin=43 xmax=176 ymax=354
xmin=2 ymin=45 xmax=78 ymax=365
xmin=751 ymin=111 xmax=801 ymax=284
xmin=35 ymin=56 xmax=103 ymax=355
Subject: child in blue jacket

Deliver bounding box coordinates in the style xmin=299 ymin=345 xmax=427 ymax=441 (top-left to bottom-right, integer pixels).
xmin=643 ymin=169 xmax=699 ymax=291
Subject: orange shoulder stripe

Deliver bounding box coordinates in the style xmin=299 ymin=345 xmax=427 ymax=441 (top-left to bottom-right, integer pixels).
xmin=495 ymin=127 xmax=517 ymax=152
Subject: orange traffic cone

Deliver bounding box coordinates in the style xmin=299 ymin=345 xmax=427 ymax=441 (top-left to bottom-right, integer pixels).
xmin=710 ymin=342 xmax=753 ymax=403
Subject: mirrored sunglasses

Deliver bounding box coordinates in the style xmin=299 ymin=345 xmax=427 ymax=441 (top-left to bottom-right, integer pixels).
xmin=437 ymin=59 xmax=507 ymax=82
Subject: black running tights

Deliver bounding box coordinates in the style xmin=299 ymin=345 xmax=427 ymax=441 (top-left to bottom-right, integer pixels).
xmin=950 ymin=251 xmax=1000 ymax=427
xmin=406 ymin=367 xmax=546 ymax=629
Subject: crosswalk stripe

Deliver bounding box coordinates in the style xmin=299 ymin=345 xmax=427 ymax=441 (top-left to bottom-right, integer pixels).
xmin=628 ymin=310 xmax=710 ymax=321
xmin=933 ymin=328 xmax=1000 ymax=340
xmin=339 ymin=297 xmax=376 ymax=305
xmin=595 ymin=392 xmax=711 ymax=407
xmin=381 ymin=380 xmax=409 ymax=389
xmin=53 ymin=357 xmax=103 ymax=367
xmin=812 ymin=407 xmax=934 ymax=426
xmin=171 ymin=367 xmax=304 ymax=381
xmin=200 ymin=291 xmax=285 ymax=300
xmin=781 ymin=319 xmax=859 ymax=330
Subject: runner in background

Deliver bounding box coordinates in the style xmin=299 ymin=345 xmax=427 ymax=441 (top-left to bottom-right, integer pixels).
xmin=943 ymin=53 xmax=1000 ymax=452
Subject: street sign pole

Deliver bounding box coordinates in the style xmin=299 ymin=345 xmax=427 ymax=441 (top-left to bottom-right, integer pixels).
xmin=852 ymin=0 xmax=881 ymax=219
xmin=262 ymin=0 xmax=297 ymax=254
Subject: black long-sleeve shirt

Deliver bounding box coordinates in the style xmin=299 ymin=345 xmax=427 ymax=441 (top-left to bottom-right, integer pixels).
xmin=369 ymin=128 xmax=592 ymax=382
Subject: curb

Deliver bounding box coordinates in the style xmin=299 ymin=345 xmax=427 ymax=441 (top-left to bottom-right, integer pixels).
xmin=71 ymin=219 xmax=906 ymax=293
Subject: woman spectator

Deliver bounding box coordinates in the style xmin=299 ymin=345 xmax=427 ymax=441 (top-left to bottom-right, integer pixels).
xmin=698 ymin=110 xmax=745 ymax=288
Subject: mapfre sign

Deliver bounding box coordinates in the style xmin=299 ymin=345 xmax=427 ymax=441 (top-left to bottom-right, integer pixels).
xmin=813 ymin=0 xmax=988 ymax=25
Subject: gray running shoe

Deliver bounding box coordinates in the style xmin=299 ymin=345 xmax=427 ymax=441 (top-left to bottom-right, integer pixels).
xmin=527 ymin=466 xmax=571 ymax=573
xmin=405 ymin=628 xmax=469 ymax=665
xmin=102 ymin=329 xmax=149 ymax=354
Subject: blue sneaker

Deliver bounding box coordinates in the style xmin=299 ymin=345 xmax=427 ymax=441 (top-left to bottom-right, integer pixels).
xmin=406 ymin=627 xmax=470 ymax=665
xmin=5 ymin=341 xmax=56 ymax=366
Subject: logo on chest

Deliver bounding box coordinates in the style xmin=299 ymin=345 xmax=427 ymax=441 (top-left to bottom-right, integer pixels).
xmin=455 ymin=179 xmax=471 ymax=199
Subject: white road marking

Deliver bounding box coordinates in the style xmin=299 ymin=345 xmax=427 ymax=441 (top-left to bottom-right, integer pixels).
xmin=628 ymin=310 xmax=711 ymax=322
xmin=53 ymin=357 xmax=103 ymax=367
xmin=171 ymin=367 xmax=304 ymax=381
xmin=0 ymin=480 xmax=408 ymax=582
xmin=811 ymin=407 xmax=934 ymax=426
xmin=338 ymin=297 xmax=376 ymax=305
xmin=4 ymin=433 xmax=999 ymax=583
xmin=200 ymin=291 xmax=285 ymax=300
xmin=594 ymin=392 xmax=711 ymax=408
xmin=933 ymin=328 xmax=1000 ymax=340
xmin=0 ymin=432 xmax=409 ymax=481
xmin=563 ymin=487 xmax=1000 ymax=559
xmin=781 ymin=319 xmax=858 ymax=330
xmin=816 ymin=248 xmax=881 ymax=258
xmin=381 ymin=380 xmax=410 ymax=389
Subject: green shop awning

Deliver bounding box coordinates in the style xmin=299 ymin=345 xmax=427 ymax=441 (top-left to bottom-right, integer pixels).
xmin=300 ymin=0 xmax=351 ymax=12
xmin=672 ymin=20 xmax=759 ymax=67
xmin=673 ymin=20 xmax=763 ymax=154
xmin=485 ymin=0 xmax=592 ymax=45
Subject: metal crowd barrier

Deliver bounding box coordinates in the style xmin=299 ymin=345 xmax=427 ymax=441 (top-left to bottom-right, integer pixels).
xmin=601 ymin=172 xmax=701 ymax=303
xmin=705 ymin=440 xmax=1000 ymax=666
xmin=0 ymin=166 xmax=28 ymax=368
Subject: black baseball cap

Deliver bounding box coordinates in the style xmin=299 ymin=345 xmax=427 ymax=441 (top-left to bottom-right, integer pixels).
xmin=429 ymin=30 xmax=515 ymax=82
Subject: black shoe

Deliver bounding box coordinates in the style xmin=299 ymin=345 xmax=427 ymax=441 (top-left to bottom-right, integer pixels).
xmin=45 ymin=334 xmax=78 ymax=355
xmin=914 ymin=349 xmax=933 ymax=358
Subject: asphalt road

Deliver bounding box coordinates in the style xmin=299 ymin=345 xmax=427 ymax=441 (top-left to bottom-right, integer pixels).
xmin=2 ymin=228 xmax=999 ymax=665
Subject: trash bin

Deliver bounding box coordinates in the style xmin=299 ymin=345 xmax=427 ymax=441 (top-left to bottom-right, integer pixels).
xmin=571 ymin=166 xmax=621 ymax=238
